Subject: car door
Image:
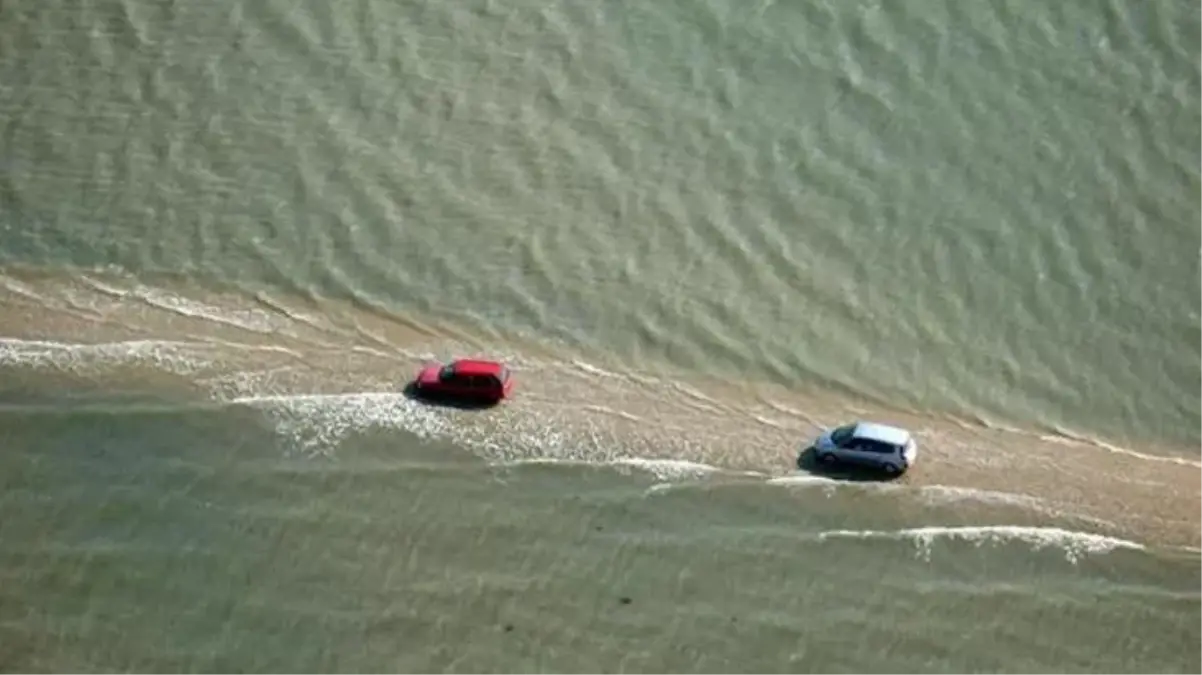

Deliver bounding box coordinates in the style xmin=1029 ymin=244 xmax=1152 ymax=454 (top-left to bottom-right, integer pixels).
xmin=842 ymin=438 xmax=873 ymax=466
xmin=467 ymin=375 xmax=490 ymax=398
xmin=465 ymin=374 xmax=493 ymax=399
xmin=444 ymin=371 xmax=472 ymax=396
xmin=861 ymin=440 xmax=897 ymax=467
xmin=482 ymin=374 xmax=502 ymax=399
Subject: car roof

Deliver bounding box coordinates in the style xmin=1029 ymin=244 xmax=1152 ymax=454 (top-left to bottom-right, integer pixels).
xmin=852 ymin=421 xmax=911 ymax=446
xmin=450 ymin=359 xmax=506 ymax=376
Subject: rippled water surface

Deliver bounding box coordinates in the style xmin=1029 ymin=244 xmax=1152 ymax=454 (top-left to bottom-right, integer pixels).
xmin=0 ymin=0 xmax=1198 ymax=671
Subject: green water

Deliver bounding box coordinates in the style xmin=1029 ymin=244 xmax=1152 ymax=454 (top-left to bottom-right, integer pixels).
xmin=0 ymin=0 xmax=1198 ymax=671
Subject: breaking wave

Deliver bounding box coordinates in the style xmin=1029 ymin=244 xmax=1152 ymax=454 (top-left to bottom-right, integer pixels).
xmin=814 ymin=525 xmax=1144 ymax=563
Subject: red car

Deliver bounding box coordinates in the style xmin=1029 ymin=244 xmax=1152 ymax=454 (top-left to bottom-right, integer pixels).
xmin=412 ymin=358 xmax=514 ymax=404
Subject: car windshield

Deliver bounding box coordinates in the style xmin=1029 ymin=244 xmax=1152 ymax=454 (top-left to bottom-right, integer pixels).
xmin=830 ymin=424 xmax=856 ymax=446
xmin=438 ymin=364 xmax=456 ymax=381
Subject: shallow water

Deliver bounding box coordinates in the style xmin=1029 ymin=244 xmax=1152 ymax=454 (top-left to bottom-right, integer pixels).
xmin=2 ymin=401 xmax=1198 ymax=673
xmin=0 ymin=0 xmax=1198 ymax=671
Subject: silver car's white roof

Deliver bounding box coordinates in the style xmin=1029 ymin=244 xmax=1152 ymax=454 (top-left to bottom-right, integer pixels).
xmin=852 ymin=421 xmax=912 ymax=446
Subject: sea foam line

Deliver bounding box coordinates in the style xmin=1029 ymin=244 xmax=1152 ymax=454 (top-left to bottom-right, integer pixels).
xmin=918 ymin=485 xmax=1047 ymax=510
xmin=490 ymin=456 xmax=758 ymax=481
xmin=765 ymin=473 xmax=843 ymax=487
xmin=815 ymin=525 xmax=1143 ymax=563
xmin=227 ymin=391 xmax=452 ymax=457
xmin=1039 ymin=429 xmax=1202 ymax=467
xmin=0 ymin=337 xmax=214 ymax=374
xmin=223 ymin=390 xmax=692 ymax=472
xmin=75 ymin=277 xmax=291 ymax=336
xmin=0 ymin=336 xmax=300 ymax=371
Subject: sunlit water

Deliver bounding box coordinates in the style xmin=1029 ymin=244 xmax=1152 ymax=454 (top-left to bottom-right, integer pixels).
xmin=0 ymin=0 xmax=1198 ymax=671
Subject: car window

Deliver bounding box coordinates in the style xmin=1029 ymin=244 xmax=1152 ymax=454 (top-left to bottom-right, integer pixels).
xmin=830 ymin=425 xmax=856 ymax=446
xmin=439 ymin=365 xmax=457 ymax=383
xmin=856 ymin=439 xmax=897 ymax=454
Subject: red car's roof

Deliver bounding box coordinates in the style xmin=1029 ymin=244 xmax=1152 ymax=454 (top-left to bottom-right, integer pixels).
xmin=450 ymin=359 xmax=506 ymax=376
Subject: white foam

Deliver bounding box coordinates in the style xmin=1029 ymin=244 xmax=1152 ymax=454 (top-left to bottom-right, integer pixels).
xmin=350 ymin=344 xmax=401 ymax=359
xmin=581 ymin=404 xmax=642 ymax=422
xmin=916 ymin=485 xmax=1119 ymax=527
xmin=71 ymin=276 xmax=300 ymax=336
xmin=140 ymin=287 xmax=289 ymax=334
xmin=1039 ymin=431 xmax=1202 ymax=467
xmin=0 ymin=274 xmax=50 ymax=304
xmin=0 ymin=337 xmax=213 ymax=375
xmin=570 ymin=359 xmax=620 ymax=379
xmin=217 ymin=383 xmax=667 ymax=467
xmin=765 ymin=472 xmax=906 ymax=497
xmin=763 ymin=472 xmax=877 ymax=499
xmin=673 ymin=379 xmax=716 ymax=403
xmin=919 ymin=485 xmax=1047 ymax=511
xmin=200 ymin=366 xmax=303 ymax=401
xmin=491 ymin=456 xmax=727 ymax=481
xmin=761 ymin=399 xmax=818 ymax=426
xmin=816 ymin=525 xmax=1144 ymax=563
xmin=749 ymin=413 xmax=785 ymax=429
xmin=73 ymin=281 xmax=293 ymax=336
xmin=230 ymin=392 xmax=452 ymax=458
xmin=78 ymin=274 xmax=132 ymax=298
xmin=764 ymin=400 xmax=803 ymax=416
xmin=766 ymin=473 xmax=841 ymax=487
xmin=615 ymin=457 xmax=724 ymax=480
xmin=251 ymin=291 xmax=331 ymax=332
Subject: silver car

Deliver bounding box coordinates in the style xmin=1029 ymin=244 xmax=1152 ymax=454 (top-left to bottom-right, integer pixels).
xmin=806 ymin=421 xmax=918 ymax=475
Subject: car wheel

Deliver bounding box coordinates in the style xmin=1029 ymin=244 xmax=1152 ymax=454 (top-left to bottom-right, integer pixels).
xmin=818 ymin=452 xmax=837 ymax=465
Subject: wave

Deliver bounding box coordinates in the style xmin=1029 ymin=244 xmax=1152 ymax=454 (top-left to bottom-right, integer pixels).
xmin=569 ymin=359 xmax=623 ymax=379
xmin=580 ymin=404 xmax=642 ymax=422
xmin=1038 ymin=427 xmax=1202 ymax=468
xmin=910 ymin=579 xmax=1200 ymax=601
xmin=78 ymin=276 xmax=290 ymax=335
xmin=765 ymin=473 xmax=844 ymax=488
xmin=815 ymin=525 xmax=1144 ymax=563
xmin=229 ymin=392 xmax=452 ymax=458
xmin=490 ymin=456 xmax=763 ymax=482
xmin=919 ymin=484 xmax=1047 ymax=510
xmin=224 ymin=389 xmax=744 ymax=475
xmin=0 ymin=337 xmax=215 ymax=375
xmin=0 ymin=273 xmax=53 ymax=304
